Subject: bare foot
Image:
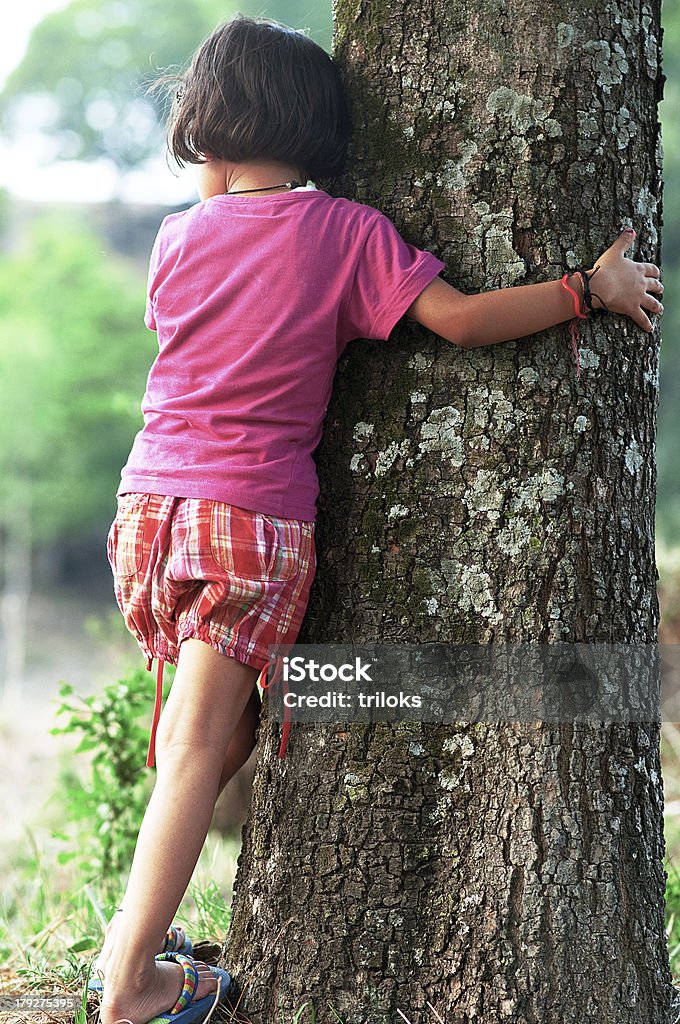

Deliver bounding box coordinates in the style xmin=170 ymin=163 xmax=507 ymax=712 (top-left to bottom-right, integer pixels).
xmin=94 ymin=915 xmax=186 ymax=980
xmin=99 ymin=957 xmax=221 ymax=1024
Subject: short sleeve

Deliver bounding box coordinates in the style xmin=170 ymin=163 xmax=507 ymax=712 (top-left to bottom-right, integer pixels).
xmin=342 ymin=212 xmax=445 ymax=342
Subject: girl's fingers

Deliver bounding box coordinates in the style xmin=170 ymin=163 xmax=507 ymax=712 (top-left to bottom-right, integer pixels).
xmin=634 ymin=308 xmax=654 ymax=333
xmin=641 ymin=293 xmax=664 ymax=313
xmin=640 ymin=283 xmax=664 ymax=307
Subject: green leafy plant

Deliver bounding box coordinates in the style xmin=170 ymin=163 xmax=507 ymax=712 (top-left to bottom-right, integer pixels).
xmin=49 ymin=666 xmax=171 ymax=904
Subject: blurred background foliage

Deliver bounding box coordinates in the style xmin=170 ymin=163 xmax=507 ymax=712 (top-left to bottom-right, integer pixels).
xmin=0 ymin=214 xmax=151 ymax=539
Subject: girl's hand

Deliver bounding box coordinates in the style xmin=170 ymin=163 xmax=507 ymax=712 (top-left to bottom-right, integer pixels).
xmin=585 ymin=228 xmax=663 ymax=333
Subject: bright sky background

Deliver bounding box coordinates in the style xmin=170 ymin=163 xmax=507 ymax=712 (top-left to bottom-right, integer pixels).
xmin=0 ymin=2 xmax=196 ymax=204
xmin=0 ymin=2 xmax=67 ymax=91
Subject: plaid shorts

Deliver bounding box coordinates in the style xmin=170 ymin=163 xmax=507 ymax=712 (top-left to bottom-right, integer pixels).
xmin=107 ymin=493 xmax=317 ymax=672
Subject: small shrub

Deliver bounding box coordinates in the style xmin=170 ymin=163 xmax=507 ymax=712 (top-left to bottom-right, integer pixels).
xmin=49 ymin=666 xmax=171 ymax=904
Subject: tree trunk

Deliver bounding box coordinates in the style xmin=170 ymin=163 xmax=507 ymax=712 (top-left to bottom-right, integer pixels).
xmin=223 ymin=1 xmax=672 ymax=1021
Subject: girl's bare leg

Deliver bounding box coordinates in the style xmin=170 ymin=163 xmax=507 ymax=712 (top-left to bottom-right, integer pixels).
xmin=99 ymin=640 xmax=260 ymax=1024
xmin=217 ymin=685 xmax=261 ymax=795
xmin=94 ymin=684 xmax=260 ymax=976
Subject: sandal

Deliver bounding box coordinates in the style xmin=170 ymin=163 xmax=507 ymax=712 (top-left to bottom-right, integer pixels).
xmin=87 ymin=951 xmax=232 ymax=1024
xmin=148 ymin=951 xmax=232 ymax=1024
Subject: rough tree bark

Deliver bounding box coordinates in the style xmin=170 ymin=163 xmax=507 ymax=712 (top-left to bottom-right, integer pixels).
xmin=223 ymin=1 xmax=671 ymax=1021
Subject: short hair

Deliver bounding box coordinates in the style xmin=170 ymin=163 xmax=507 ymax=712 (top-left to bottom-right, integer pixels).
xmin=165 ymin=15 xmax=350 ymax=180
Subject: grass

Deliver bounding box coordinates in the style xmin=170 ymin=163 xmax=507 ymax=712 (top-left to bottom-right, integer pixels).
xmin=0 ymin=825 xmax=241 ymax=963
xmin=0 ymin=824 xmax=246 ymax=1023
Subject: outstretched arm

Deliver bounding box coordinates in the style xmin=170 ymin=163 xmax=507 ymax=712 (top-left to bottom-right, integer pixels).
xmin=406 ymin=228 xmax=664 ymax=348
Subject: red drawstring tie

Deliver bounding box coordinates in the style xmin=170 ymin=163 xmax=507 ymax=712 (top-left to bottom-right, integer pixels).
xmin=561 ymin=273 xmax=586 ymax=382
xmin=146 ymin=657 xmax=165 ymax=769
xmin=257 ymin=654 xmax=291 ymax=758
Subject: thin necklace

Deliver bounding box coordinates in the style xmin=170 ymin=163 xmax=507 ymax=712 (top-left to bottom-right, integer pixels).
xmin=226 ymin=179 xmax=301 ymax=195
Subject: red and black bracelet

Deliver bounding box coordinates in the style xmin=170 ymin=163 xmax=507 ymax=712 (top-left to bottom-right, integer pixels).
xmin=576 ymin=265 xmax=610 ymax=316
xmin=560 ymin=265 xmax=611 ymax=381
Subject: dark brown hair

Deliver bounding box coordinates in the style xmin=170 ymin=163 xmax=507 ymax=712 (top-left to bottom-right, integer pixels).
xmin=164 ymin=15 xmax=350 ymax=179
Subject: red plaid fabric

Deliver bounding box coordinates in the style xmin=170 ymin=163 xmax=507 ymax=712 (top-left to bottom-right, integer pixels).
xmin=107 ymin=493 xmax=316 ymax=671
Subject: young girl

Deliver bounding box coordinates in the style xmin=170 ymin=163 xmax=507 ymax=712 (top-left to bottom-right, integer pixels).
xmin=93 ymin=13 xmax=663 ymax=1024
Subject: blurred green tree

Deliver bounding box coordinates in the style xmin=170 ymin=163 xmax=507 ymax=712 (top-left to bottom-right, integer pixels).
xmin=0 ymin=213 xmax=154 ymax=703
xmin=0 ymin=0 xmax=332 ymax=171
xmin=0 ymin=214 xmax=152 ymax=534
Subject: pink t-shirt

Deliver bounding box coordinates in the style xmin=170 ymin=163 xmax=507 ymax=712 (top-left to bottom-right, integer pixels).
xmin=119 ymin=187 xmax=445 ymax=521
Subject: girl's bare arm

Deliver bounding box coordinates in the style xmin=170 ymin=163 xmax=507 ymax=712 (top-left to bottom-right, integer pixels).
xmin=406 ymin=228 xmax=664 ymax=348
